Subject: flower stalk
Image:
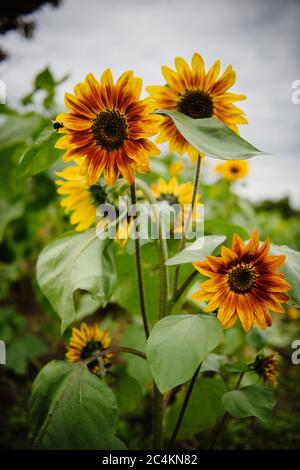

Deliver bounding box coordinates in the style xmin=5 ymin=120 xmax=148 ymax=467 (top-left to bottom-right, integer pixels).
xmin=130 ymin=182 xmax=150 ymax=339
xmin=168 ymin=363 xmax=202 ymax=449
xmin=172 ymin=154 xmax=202 ymax=295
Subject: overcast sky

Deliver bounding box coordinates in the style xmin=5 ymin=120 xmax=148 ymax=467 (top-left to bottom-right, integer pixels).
xmin=1 ymin=0 xmax=299 ymax=205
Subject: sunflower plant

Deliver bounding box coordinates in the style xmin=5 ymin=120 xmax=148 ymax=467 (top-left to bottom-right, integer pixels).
xmin=9 ymin=55 xmax=300 ymax=451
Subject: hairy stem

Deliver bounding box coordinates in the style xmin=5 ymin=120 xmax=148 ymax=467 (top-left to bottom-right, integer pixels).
xmin=167 ymin=363 xmax=202 ymax=449
xmin=83 ymin=346 xmax=147 ymax=365
xmin=130 ymin=182 xmax=150 ymax=339
xmin=173 ymin=155 xmax=202 ymax=295
xmin=135 ymin=177 xmax=169 ymax=449
xmin=169 ymin=270 xmax=198 ymax=312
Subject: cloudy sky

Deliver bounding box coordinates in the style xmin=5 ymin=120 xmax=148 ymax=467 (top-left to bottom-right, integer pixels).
xmin=1 ymin=0 xmax=299 ymax=205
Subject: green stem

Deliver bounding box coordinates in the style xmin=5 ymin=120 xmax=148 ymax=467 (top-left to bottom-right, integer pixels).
xmin=135 ymin=178 xmax=169 ymax=318
xmin=152 ymin=384 xmax=164 ymax=449
xmin=167 ymin=363 xmax=202 ymax=449
xmin=135 ymin=178 xmax=169 ymax=449
xmin=172 ymin=155 xmax=202 ymax=296
xmin=209 ymin=371 xmax=245 ymax=450
xmin=130 ymin=182 xmax=150 ymax=339
xmin=83 ymin=346 xmax=147 ymax=365
xmin=169 ymin=270 xmax=198 ymax=312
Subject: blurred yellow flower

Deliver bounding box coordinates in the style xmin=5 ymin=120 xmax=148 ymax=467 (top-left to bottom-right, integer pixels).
xmin=253 ymin=353 xmax=279 ymax=386
xmin=151 ymin=177 xmax=201 ymax=232
xmin=55 ymin=69 xmax=161 ymax=185
xmin=66 ymin=322 xmax=112 ymax=373
xmin=215 ymin=160 xmax=249 ymax=181
xmin=287 ymin=306 xmax=299 ymax=321
xmin=147 ymin=52 xmax=247 ymax=161
xmin=169 ymin=160 xmax=184 ymax=177
xmin=55 ymin=160 xmax=98 ymax=232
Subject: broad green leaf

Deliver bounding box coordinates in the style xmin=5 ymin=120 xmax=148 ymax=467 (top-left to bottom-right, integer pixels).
xmin=165 ymin=377 xmax=227 ymax=438
xmin=0 ymin=200 xmax=24 ymax=243
xmin=204 ymin=219 xmax=248 ymax=241
xmin=155 ymin=109 xmax=265 ymax=160
xmin=146 ymin=314 xmax=223 ymax=392
xmin=15 ymin=126 xmax=64 ymax=184
xmin=0 ymin=112 xmax=47 ymax=151
xmin=270 ymin=244 xmax=300 ymax=307
xmin=36 ymin=230 xmax=116 ymax=333
xmin=201 ymin=353 xmax=226 ymax=373
xmin=109 ymin=437 xmax=127 ymax=450
xmin=29 ymin=360 xmax=119 ymax=449
xmin=34 ymin=67 xmax=56 ymax=92
xmin=6 ymin=335 xmax=47 ymax=375
xmin=166 ymin=235 xmax=226 ymax=266
xmin=222 ymin=384 xmax=276 ymax=421
xmin=115 ymin=373 xmax=143 ymax=415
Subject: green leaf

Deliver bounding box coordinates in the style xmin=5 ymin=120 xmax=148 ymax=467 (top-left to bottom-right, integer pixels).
xmin=109 ymin=437 xmax=127 ymax=450
xmin=0 ymin=112 xmax=47 ymax=151
xmin=0 ymin=200 xmax=24 ymax=243
xmin=269 ymin=244 xmax=300 ymax=307
xmin=155 ymin=109 xmax=265 ymax=160
xmin=204 ymin=219 xmax=248 ymax=241
xmin=29 ymin=360 xmax=119 ymax=449
xmin=165 ymin=377 xmax=227 ymax=438
xmin=115 ymin=373 xmax=143 ymax=415
xmin=146 ymin=314 xmax=223 ymax=393
xmin=222 ymin=384 xmax=276 ymax=421
xmin=15 ymin=126 xmax=64 ymax=185
xmin=166 ymin=235 xmax=226 ymax=266
xmin=36 ymin=230 xmax=116 ymax=333
xmin=201 ymin=353 xmax=226 ymax=373
xmin=34 ymin=67 xmax=56 ymax=92
xmin=6 ymin=335 xmax=47 ymax=375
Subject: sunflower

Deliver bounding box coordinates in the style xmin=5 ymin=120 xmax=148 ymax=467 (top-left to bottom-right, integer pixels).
xmin=56 ymin=160 xmax=133 ymax=247
xmin=66 ymin=322 xmax=112 ymax=373
xmin=55 ymin=69 xmax=161 ymax=186
xmin=151 ymin=177 xmax=201 ymax=233
xmin=252 ymin=353 xmax=279 ymax=386
xmin=55 ymin=160 xmax=101 ymax=231
xmin=215 ymin=160 xmax=249 ymax=181
xmin=192 ymin=230 xmax=290 ymax=332
xmin=147 ymin=53 xmax=247 ymax=161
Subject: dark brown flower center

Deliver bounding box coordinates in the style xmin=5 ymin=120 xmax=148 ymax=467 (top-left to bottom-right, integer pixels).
xmin=91 ymin=109 xmax=128 ymax=151
xmin=227 ymin=264 xmax=256 ymax=293
xmin=177 ymin=90 xmax=214 ymax=119
xmin=89 ymin=183 xmax=107 ymax=205
xmin=80 ymin=340 xmax=103 ymax=360
xmin=230 ymin=166 xmax=239 ymax=174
